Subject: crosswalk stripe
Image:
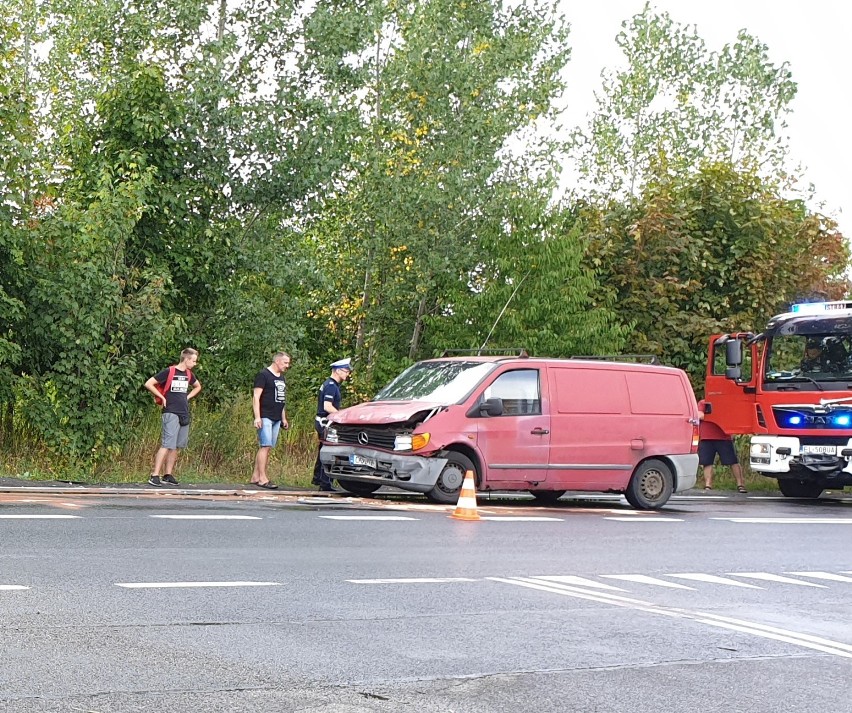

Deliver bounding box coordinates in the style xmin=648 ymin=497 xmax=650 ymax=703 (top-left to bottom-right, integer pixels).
xmin=533 ymin=575 xmax=626 ymax=591
xmin=319 ymin=516 xmax=418 ymax=521
xmin=115 ymin=581 xmax=281 ymax=589
xmin=668 ymin=573 xmax=762 ymax=589
xmin=150 ymin=515 xmax=261 ymax=520
xmin=600 ymin=574 xmax=694 ymax=590
xmin=480 ymin=517 xmax=564 ymax=522
xmin=0 ymin=585 xmax=29 ymax=591
xmin=728 ymin=573 xmax=827 ymax=588
xmin=786 ymin=571 xmax=852 ymax=583
xmin=0 ymin=515 xmax=81 ymax=519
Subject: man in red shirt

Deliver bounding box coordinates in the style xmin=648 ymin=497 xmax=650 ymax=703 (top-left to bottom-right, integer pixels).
xmin=698 ymin=399 xmax=747 ymax=493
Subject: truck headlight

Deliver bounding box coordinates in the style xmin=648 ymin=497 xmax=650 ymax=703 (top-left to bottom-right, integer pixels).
xmin=394 ymin=433 xmax=430 ymax=451
xmin=325 ymin=427 xmax=339 ymax=444
xmin=750 ymin=443 xmax=770 ymax=456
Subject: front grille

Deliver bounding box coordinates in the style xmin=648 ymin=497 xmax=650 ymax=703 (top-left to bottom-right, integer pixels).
xmin=334 ymin=425 xmax=398 ymax=450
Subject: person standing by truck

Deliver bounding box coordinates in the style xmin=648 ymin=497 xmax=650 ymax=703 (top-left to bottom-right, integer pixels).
xmin=698 ymin=399 xmax=747 ymax=493
xmin=312 ymin=358 xmax=352 ymax=491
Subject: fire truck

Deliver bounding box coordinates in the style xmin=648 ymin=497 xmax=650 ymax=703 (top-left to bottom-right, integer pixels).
xmin=704 ymin=300 xmax=852 ymax=498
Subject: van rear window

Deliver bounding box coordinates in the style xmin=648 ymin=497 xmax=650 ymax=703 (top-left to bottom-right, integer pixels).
xmin=627 ymin=372 xmax=686 ymax=414
xmin=551 ymin=367 xmax=628 ymax=414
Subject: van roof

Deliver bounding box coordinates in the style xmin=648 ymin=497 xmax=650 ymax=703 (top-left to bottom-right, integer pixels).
xmin=421 ymin=355 xmax=681 ymax=373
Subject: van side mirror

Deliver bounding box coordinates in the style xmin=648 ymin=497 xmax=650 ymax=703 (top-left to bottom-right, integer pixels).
xmin=479 ymin=397 xmax=504 ymax=417
xmin=725 ymin=340 xmax=743 ymax=367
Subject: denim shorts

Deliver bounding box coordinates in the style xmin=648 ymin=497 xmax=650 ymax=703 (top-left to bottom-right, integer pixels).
xmin=162 ymin=412 xmax=190 ymax=450
xmin=257 ymin=417 xmax=282 ymax=448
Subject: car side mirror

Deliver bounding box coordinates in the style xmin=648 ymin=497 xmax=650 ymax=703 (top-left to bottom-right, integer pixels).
xmin=479 ymin=397 xmax=504 ymax=417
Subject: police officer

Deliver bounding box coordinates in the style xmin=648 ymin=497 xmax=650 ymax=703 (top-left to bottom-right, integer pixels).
xmin=312 ymin=357 xmax=353 ymax=491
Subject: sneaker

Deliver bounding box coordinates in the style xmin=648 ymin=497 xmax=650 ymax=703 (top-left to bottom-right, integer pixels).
xmin=148 ymin=476 xmax=163 ymax=487
xmin=162 ymin=474 xmax=179 ymax=486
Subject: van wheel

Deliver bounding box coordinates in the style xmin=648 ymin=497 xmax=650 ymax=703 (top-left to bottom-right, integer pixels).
xmin=428 ymin=453 xmax=475 ymax=504
xmin=529 ymin=490 xmax=566 ymax=504
xmin=778 ymin=479 xmax=823 ymax=499
xmin=624 ymin=459 xmax=673 ymax=510
xmin=336 ymin=479 xmax=382 ymax=497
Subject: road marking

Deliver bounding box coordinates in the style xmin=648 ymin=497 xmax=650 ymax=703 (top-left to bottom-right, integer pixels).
xmin=490 ymin=576 xmax=852 ymax=659
xmin=713 ymin=518 xmax=852 ymax=524
xmin=604 ymin=517 xmax=684 ymax=522
xmin=319 ymin=515 xmax=418 ymax=521
xmin=534 ymin=575 xmax=626 ymax=591
xmin=149 ymin=515 xmax=262 ymax=520
xmin=0 ymin=585 xmax=29 ymax=591
xmin=601 ymin=574 xmax=695 ymax=590
xmin=728 ymin=573 xmax=827 ymax=588
xmin=667 ymin=573 xmax=763 ymax=589
xmin=786 ymin=571 xmax=852 ymax=583
xmin=0 ymin=514 xmax=82 ymax=519
xmin=348 ymin=578 xmax=477 ymax=584
xmin=480 ymin=516 xmax=564 ymax=522
xmin=115 ymin=581 xmax=281 ymax=589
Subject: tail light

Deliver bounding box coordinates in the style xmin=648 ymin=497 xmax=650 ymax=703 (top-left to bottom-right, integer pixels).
xmin=691 ymin=424 xmax=699 ymax=453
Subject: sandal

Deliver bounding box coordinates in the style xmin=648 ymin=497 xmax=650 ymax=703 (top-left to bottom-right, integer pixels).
xmin=737 ymin=485 xmax=747 ymax=493
xmin=704 ymin=486 xmax=713 ymax=491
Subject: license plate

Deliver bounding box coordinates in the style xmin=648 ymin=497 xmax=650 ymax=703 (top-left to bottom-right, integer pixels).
xmin=801 ymin=445 xmax=836 ymax=455
xmin=349 ymin=454 xmax=377 ymax=469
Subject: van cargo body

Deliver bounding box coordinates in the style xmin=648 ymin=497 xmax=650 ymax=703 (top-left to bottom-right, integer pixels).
xmin=320 ymin=356 xmax=699 ymax=509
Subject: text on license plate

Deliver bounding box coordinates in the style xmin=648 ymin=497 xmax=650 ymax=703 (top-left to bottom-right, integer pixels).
xmin=349 ymin=454 xmax=377 ymax=468
xmin=801 ymin=445 xmax=837 ymax=455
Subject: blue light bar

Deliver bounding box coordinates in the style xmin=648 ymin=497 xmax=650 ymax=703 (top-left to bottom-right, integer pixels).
xmin=791 ymin=301 xmax=852 ymax=314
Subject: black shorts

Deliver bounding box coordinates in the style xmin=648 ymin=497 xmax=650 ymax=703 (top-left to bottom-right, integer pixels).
xmin=698 ymin=439 xmax=738 ymax=467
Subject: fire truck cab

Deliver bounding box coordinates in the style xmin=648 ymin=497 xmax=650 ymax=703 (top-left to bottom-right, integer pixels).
xmin=705 ymin=300 xmax=852 ymax=498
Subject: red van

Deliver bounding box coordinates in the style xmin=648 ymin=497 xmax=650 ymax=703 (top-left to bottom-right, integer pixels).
xmin=320 ymin=355 xmax=700 ymax=509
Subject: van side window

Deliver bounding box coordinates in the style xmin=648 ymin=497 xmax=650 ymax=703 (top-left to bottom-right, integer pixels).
xmin=483 ymin=369 xmax=540 ymax=415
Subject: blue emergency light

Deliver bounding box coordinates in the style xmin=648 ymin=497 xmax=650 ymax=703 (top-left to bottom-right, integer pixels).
xmin=790 ymin=301 xmax=852 ymax=314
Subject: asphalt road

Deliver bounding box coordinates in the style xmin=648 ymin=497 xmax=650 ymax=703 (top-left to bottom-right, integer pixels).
xmin=1 ymin=490 xmax=851 ymax=712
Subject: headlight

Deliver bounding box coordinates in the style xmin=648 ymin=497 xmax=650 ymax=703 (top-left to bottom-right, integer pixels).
xmin=325 ymin=427 xmax=339 ymax=444
xmin=750 ymin=443 xmax=770 ymax=456
xmin=394 ymin=433 xmax=430 ymax=451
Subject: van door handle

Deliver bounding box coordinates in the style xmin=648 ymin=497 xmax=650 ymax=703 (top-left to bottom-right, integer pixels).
xmin=531 ymin=427 xmax=549 ymax=435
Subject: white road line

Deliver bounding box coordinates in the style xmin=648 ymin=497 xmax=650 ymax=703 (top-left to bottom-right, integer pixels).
xmin=713 ymin=518 xmax=852 ymax=524
xmin=319 ymin=515 xmax=418 ymax=521
xmin=0 ymin=515 xmax=81 ymax=519
xmin=604 ymin=517 xmax=684 ymax=522
xmin=348 ymin=578 xmax=477 ymax=584
xmin=115 ymin=581 xmax=281 ymax=589
xmin=786 ymin=571 xmax=852 ymax=583
xmin=728 ymin=573 xmax=827 ymax=588
xmin=0 ymin=585 xmax=29 ymax=591
xmin=480 ymin=517 xmax=564 ymax=522
xmin=601 ymin=574 xmax=695 ymax=590
xmin=668 ymin=573 xmax=763 ymax=589
xmin=490 ymin=577 xmax=852 ymax=659
xmin=149 ymin=515 xmax=262 ymax=520
xmin=534 ymin=575 xmax=626 ymax=591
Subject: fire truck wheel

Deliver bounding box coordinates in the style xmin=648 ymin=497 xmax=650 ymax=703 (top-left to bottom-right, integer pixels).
xmin=427 ymin=452 xmax=475 ymax=504
xmin=778 ymin=479 xmax=824 ymax=499
xmin=625 ymin=459 xmax=674 ymax=510
xmin=529 ymin=490 xmax=567 ymax=504
xmin=336 ymin=479 xmax=382 ymax=497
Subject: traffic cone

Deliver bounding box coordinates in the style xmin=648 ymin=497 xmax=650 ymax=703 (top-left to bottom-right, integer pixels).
xmin=450 ymin=470 xmax=480 ymax=521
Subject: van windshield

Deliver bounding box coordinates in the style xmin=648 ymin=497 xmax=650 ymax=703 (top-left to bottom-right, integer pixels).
xmin=374 ymin=361 xmax=496 ymax=403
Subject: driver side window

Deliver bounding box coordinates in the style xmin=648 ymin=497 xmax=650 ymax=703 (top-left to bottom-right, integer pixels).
xmin=484 ymin=369 xmax=541 ymax=416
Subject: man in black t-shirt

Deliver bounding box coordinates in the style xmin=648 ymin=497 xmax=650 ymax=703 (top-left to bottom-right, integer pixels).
xmin=144 ymin=348 xmax=201 ymax=487
xmin=312 ymin=357 xmax=352 ymax=491
xmin=250 ymin=351 xmax=291 ymax=489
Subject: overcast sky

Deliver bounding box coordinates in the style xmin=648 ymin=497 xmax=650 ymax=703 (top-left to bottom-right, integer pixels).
xmin=558 ymin=0 xmax=850 ymax=235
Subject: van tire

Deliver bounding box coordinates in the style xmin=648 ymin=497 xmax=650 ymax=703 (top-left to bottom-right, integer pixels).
xmin=529 ymin=490 xmax=566 ymax=504
xmin=624 ymin=459 xmax=673 ymax=510
xmin=336 ymin=479 xmax=382 ymax=497
xmin=428 ymin=453 xmax=475 ymax=504
xmin=778 ymin=479 xmax=823 ymax=499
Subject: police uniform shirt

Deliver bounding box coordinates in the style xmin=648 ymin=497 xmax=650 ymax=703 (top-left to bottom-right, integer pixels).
xmin=317 ymin=377 xmax=341 ymax=418
xmin=254 ymin=368 xmax=287 ymax=421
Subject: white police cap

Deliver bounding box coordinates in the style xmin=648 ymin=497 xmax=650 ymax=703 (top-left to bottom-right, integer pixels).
xmin=331 ymin=357 xmax=353 ymax=371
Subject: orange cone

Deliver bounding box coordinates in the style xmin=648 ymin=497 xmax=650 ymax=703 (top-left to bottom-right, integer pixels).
xmin=450 ymin=470 xmax=480 ymax=521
